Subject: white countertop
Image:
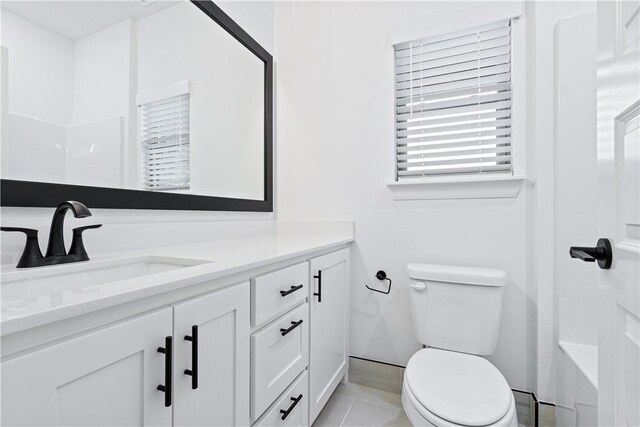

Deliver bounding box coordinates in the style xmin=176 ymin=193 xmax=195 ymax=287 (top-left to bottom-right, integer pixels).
xmin=0 ymin=233 xmax=353 ymax=336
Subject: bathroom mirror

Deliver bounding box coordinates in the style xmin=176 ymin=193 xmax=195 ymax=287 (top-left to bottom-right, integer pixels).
xmin=0 ymin=0 xmax=273 ymax=211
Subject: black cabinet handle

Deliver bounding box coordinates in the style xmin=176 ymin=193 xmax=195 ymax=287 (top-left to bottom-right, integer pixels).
xmin=184 ymin=325 xmax=198 ymax=389
xmin=569 ymin=238 xmax=612 ymax=269
xmin=280 ymin=394 xmax=303 ymax=420
xmin=280 ymin=319 xmax=303 ymax=336
xmin=157 ymin=336 xmax=172 ymax=407
xmin=280 ymin=284 xmax=303 ymax=297
xmin=313 ymin=270 xmax=322 ymax=302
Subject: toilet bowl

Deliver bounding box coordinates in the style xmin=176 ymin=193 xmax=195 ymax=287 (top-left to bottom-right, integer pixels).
xmin=403 ymin=264 xmax=517 ymax=427
xmin=401 ymin=348 xmax=517 ymax=427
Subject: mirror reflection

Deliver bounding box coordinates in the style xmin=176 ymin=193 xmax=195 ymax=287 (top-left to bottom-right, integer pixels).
xmin=1 ymin=1 xmax=265 ymax=200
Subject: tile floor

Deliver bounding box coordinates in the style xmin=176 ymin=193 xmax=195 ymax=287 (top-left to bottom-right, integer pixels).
xmin=314 ymin=382 xmax=531 ymax=427
xmin=313 ymin=382 xmax=411 ymax=427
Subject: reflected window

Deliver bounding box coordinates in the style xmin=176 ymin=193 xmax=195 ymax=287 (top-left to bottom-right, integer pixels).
xmin=139 ymin=90 xmax=191 ymax=192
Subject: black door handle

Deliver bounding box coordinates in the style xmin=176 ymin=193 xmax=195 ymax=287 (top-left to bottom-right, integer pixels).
xmin=280 ymin=394 xmax=303 ymax=420
xmin=280 ymin=284 xmax=303 ymax=297
xmin=157 ymin=336 xmax=173 ymax=407
xmin=184 ymin=325 xmax=198 ymax=389
xmin=313 ymin=270 xmax=322 ymax=302
xmin=280 ymin=319 xmax=303 ymax=336
xmin=570 ymin=238 xmax=612 ymax=269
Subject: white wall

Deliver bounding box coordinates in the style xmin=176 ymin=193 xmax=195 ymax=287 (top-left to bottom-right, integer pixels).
xmin=0 ymin=1 xmax=275 ymax=265
xmin=70 ymin=20 xmax=132 ymax=188
xmin=273 ymin=0 xmax=535 ymax=392
xmin=1 ymin=10 xmax=74 ymax=125
xmin=72 ymin=20 xmax=132 ymax=126
xmin=1 ymin=10 xmax=73 ymax=182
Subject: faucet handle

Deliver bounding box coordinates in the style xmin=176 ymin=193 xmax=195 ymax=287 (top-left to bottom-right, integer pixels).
xmin=69 ymin=224 xmax=102 ymax=259
xmin=1 ymin=227 xmax=39 ymax=237
xmin=1 ymin=227 xmax=44 ymax=268
xmin=73 ymin=224 xmax=103 ymax=232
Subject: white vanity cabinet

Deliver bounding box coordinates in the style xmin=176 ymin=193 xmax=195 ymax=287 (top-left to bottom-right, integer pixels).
xmin=1 ymin=307 xmax=174 ymax=427
xmin=1 ymin=245 xmax=350 ymax=427
xmin=172 ymin=283 xmax=250 ymax=427
xmin=309 ymin=249 xmax=349 ymax=424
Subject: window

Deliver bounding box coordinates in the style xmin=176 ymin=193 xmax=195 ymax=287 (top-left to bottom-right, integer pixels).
xmin=139 ymin=92 xmax=191 ymax=191
xmin=394 ymin=19 xmax=513 ymax=181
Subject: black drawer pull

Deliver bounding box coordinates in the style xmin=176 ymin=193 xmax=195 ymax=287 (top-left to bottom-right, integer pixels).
xmin=313 ymin=270 xmax=322 ymax=302
xmin=280 ymin=319 xmax=303 ymax=336
xmin=184 ymin=325 xmax=198 ymax=389
xmin=280 ymin=394 xmax=303 ymax=420
xmin=157 ymin=336 xmax=172 ymax=407
xmin=280 ymin=284 xmax=303 ymax=297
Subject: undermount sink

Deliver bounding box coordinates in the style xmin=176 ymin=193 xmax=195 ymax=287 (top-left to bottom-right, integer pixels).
xmin=1 ymin=256 xmax=210 ymax=312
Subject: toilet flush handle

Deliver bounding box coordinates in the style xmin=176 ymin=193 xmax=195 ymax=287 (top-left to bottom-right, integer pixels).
xmin=409 ymin=282 xmax=426 ymax=291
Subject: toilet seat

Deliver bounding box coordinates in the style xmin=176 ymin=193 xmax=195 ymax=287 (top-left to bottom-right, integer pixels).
xmin=402 ymin=348 xmax=517 ymax=426
xmin=402 ymin=382 xmax=517 ymax=427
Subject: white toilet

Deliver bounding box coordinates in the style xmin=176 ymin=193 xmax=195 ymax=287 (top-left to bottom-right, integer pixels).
xmin=402 ymin=263 xmax=518 ymax=427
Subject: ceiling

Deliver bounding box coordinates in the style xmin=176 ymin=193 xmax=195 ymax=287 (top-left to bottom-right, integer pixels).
xmin=1 ymin=0 xmax=179 ymax=40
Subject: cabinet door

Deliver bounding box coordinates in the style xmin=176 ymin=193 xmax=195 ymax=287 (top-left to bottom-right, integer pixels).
xmin=173 ymin=282 xmax=250 ymax=427
xmin=308 ymin=249 xmax=349 ymax=424
xmin=1 ymin=308 xmax=173 ymax=426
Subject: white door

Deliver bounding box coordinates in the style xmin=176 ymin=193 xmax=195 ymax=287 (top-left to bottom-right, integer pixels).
xmin=172 ymin=282 xmax=250 ymax=427
xmin=595 ymin=1 xmax=640 ymax=424
xmin=1 ymin=308 xmax=173 ymax=426
xmin=309 ymin=249 xmax=349 ymax=424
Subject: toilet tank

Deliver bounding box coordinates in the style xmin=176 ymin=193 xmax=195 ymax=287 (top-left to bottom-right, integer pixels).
xmin=407 ymin=263 xmax=506 ymax=356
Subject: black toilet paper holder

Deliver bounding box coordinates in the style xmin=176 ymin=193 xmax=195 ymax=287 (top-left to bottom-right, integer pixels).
xmin=365 ymin=270 xmax=392 ymax=295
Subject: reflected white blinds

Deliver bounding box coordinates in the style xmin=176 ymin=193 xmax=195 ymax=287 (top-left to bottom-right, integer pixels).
xmin=394 ymin=19 xmax=513 ymax=179
xmin=139 ymin=93 xmax=191 ymax=191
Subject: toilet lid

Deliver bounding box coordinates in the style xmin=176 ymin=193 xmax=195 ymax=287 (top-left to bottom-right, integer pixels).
xmin=405 ymin=348 xmax=512 ymax=426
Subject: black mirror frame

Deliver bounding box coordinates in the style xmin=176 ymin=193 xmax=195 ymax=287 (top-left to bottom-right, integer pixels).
xmin=1 ymin=0 xmax=273 ymax=212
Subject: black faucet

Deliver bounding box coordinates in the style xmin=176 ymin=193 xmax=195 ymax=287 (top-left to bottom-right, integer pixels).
xmin=1 ymin=201 xmax=102 ymax=268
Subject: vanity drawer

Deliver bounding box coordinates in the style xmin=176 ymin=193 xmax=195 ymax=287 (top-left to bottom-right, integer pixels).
xmin=252 ymin=262 xmax=308 ymax=327
xmin=252 ymin=303 xmax=309 ymax=421
xmin=253 ymin=371 xmax=308 ymax=427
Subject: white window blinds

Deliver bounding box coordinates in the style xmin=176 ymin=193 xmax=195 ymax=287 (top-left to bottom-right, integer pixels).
xmin=394 ymin=19 xmax=513 ymax=180
xmin=139 ymin=93 xmax=191 ymax=191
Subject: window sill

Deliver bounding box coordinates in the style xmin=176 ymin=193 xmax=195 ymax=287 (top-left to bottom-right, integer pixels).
xmin=387 ymin=175 xmax=526 ymax=200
